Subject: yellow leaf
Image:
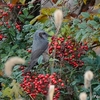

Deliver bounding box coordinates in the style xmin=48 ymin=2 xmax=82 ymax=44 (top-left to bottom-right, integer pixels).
xmin=1 ymin=83 xmax=5 ymax=87
xmin=96 ymin=14 xmax=100 ymax=18
xmin=94 ymin=3 xmax=100 ymax=9
xmin=10 ymin=80 xmax=23 ymax=99
xmin=40 ymin=7 xmax=57 ymax=16
xmin=30 ymin=7 xmax=57 ymax=24
xmin=19 ymin=0 xmax=25 ymax=5
xmin=83 ymin=0 xmax=87 ymax=4
xmin=1 ymin=80 xmax=24 ymax=100
xmin=30 ymin=14 xmax=48 ymax=24
xmin=1 ymin=87 xmax=12 ymax=100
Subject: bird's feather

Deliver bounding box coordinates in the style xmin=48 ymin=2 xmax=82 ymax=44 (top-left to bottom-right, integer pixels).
xmin=25 ymin=41 xmax=48 ymax=72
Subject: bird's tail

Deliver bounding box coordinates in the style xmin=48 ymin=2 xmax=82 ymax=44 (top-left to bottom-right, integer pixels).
xmin=24 ymin=60 xmax=37 ymax=73
xmin=4 ymin=57 xmax=25 ymax=77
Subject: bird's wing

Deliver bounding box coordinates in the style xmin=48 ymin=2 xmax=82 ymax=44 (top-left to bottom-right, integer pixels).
xmin=31 ymin=42 xmax=48 ymax=60
xmin=25 ymin=42 xmax=48 ymax=72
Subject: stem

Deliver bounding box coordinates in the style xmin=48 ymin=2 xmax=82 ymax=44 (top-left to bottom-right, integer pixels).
xmin=14 ymin=5 xmax=23 ymax=24
xmin=51 ymin=27 xmax=60 ymax=74
xmin=1 ymin=20 xmax=15 ymax=44
xmin=90 ymin=84 xmax=92 ymax=100
xmin=1 ymin=0 xmax=15 ymax=44
xmin=60 ymin=60 xmax=62 ymax=77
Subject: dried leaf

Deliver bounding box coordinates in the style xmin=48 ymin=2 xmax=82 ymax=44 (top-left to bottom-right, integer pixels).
xmin=11 ymin=0 xmax=19 ymax=4
xmin=0 ymin=70 xmax=4 ymax=76
xmin=52 ymin=0 xmax=58 ymax=4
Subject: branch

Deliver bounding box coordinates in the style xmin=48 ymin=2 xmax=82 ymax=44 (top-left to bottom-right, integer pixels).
xmin=89 ymin=44 xmax=100 ymax=49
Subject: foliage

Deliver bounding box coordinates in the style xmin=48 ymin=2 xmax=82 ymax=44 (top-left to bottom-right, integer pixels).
xmin=0 ymin=0 xmax=100 ymax=100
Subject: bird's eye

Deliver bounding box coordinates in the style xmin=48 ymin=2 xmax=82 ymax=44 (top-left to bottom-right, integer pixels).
xmin=42 ymin=32 xmax=46 ymax=35
xmin=39 ymin=32 xmax=45 ymax=38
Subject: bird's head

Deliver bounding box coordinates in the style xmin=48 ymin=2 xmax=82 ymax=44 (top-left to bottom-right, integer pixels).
xmin=34 ymin=30 xmax=51 ymax=40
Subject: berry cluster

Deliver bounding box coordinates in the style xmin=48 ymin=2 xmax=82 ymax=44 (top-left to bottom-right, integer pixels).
xmin=49 ymin=36 xmax=88 ymax=67
xmin=1 ymin=21 xmax=21 ymax=31
xmin=0 ymin=9 xmax=8 ymax=18
xmin=15 ymin=23 xmax=21 ymax=31
xmin=6 ymin=3 xmax=20 ymax=10
xmin=7 ymin=3 xmax=14 ymax=10
xmin=0 ymin=4 xmax=22 ymax=31
xmin=20 ymin=71 xmax=64 ymax=100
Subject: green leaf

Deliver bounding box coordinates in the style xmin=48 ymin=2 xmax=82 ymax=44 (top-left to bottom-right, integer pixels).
xmin=81 ymin=33 xmax=88 ymax=42
xmin=85 ymin=66 xmax=93 ymax=71
xmin=98 ymin=9 xmax=100 ymax=13
xmin=73 ymin=19 xmax=81 ymax=25
xmin=87 ymin=20 xmax=98 ymax=26
xmin=81 ymin=12 xmax=90 ymax=18
xmin=19 ymin=14 xmax=26 ymax=18
xmin=28 ymin=3 xmax=34 ymax=10
xmin=71 ymin=79 xmax=80 ymax=85
xmin=38 ymin=56 xmax=43 ymax=64
xmin=9 ymin=29 xmax=15 ymax=36
xmin=13 ymin=65 xmax=20 ymax=71
xmin=75 ymin=30 xmax=82 ymax=40
xmin=0 ymin=92 xmax=2 ymax=96
xmin=27 ymin=15 xmax=34 ymax=19
xmin=22 ymin=8 xmax=28 ymax=17
xmin=86 ymin=27 xmax=92 ymax=33
xmin=18 ymin=16 xmax=24 ymax=23
xmin=11 ymin=44 xmax=18 ymax=50
xmin=94 ymin=85 xmax=100 ymax=92
xmin=78 ymin=22 xmax=87 ymax=29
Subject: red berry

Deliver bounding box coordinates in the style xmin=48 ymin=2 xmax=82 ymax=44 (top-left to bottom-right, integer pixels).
xmin=27 ymin=49 xmax=31 ymax=53
xmin=17 ymin=6 xmax=20 ymax=9
xmin=3 ymin=12 xmax=8 ymax=16
xmin=5 ymin=22 xmax=8 ymax=25
xmin=0 ymin=10 xmax=3 ymax=13
xmin=57 ymin=45 xmax=61 ymax=49
xmin=0 ymin=34 xmax=3 ymax=40
xmin=67 ymin=36 xmax=71 ymax=39
xmin=58 ymin=79 xmax=62 ymax=82
xmin=19 ymin=66 xmax=24 ymax=70
xmin=18 ymin=11 xmax=22 ymax=14
xmin=61 ymin=83 xmax=64 ymax=87
xmin=8 ymin=3 xmax=14 ymax=9
xmin=0 ymin=16 xmax=2 ymax=19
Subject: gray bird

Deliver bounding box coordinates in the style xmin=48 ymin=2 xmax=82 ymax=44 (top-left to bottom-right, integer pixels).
xmin=25 ymin=30 xmax=50 ymax=72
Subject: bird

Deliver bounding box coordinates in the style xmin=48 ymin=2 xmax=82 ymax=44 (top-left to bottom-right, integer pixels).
xmin=25 ymin=30 xmax=51 ymax=72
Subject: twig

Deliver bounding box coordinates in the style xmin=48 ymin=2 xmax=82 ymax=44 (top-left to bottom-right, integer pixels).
xmin=89 ymin=44 xmax=100 ymax=49
xmin=90 ymin=84 xmax=92 ymax=100
xmin=51 ymin=26 xmax=60 ymax=73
